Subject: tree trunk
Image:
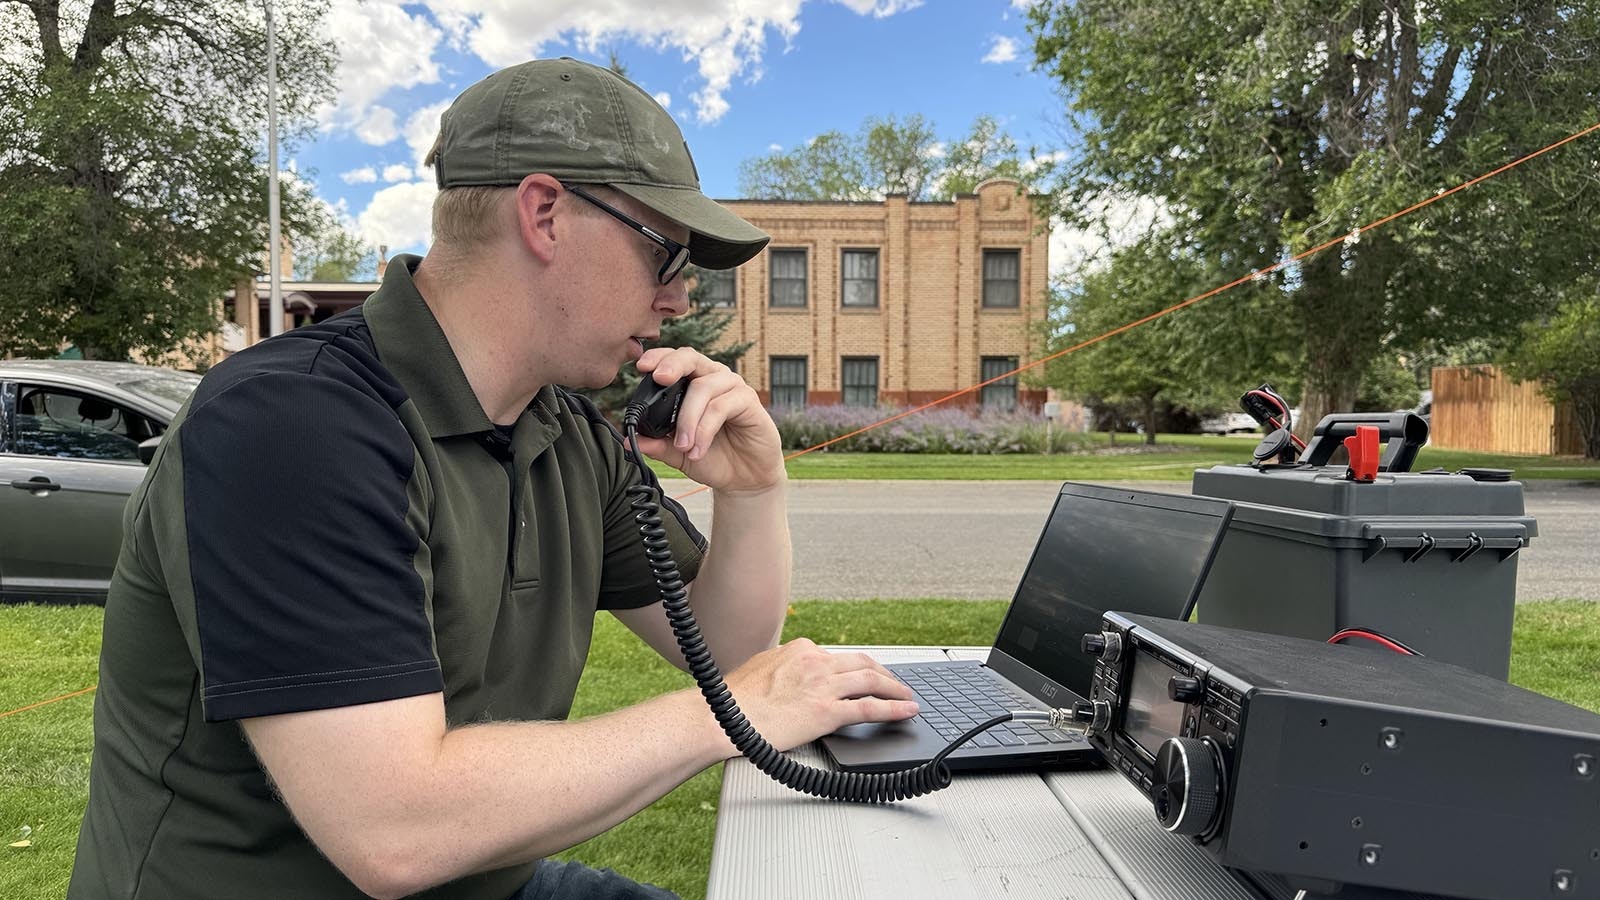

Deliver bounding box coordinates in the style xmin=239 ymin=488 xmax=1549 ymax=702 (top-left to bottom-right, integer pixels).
xmin=1575 ymin=392 xmax=1600 ymax=460
xmin=1292 ymin=235 xmax=1394 ymax=440
xmin=1297 ymin=362 xmax=1364 ymax=440
xmin=1142 ymin=394 xmax=1157 ymax=445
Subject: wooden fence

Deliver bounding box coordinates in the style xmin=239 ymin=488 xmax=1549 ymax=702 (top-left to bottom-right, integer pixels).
xmin=1431 ymin=364 xmax=1583 ymax=455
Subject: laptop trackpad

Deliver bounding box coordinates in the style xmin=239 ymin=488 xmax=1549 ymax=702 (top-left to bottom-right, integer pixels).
xmin=829 ymin=717 xmax=940 ymax=749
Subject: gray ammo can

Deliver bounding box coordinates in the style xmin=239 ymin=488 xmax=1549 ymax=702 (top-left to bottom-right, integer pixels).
xmin=1190 ymin=414 xmax=1537 ymax=681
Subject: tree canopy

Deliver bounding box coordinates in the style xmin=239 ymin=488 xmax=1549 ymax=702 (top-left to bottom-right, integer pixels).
xmin=1502 ymin=284 xmax=1600 ymax=457
xmin=293 ymin=212 xmax=378 ymax=283
xmin=738 ymin=114 xmax=1038 ymax=201
xmin=0 ymin=0 xmax=337 ymax=360
xmin=1028 ymin=0 xmax=1600 ymax=433
xmin=1044 ymin=235 xmax=1297 ymax=441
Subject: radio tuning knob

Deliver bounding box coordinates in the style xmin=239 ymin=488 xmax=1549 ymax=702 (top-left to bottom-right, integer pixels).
xmin=1168 ymin=675 xmax=1204 ymax=704
xmin=1152 ymin=737 xmax=1222 ymax=837
xmin=1081 ymin=631 xmax=1123 ymax=663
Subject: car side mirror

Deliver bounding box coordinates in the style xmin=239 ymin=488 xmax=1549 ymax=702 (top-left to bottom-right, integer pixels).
xmin=138 ymin=435 xmax=162 ymax=465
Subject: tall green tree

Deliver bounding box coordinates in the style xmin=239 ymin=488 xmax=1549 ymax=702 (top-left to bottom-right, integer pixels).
xmin=1502 ymin=285 xmax=1600 ymax=458
xmin=739 ymin=114 xmax=1039 ymax=201
xmin=940 ymin=115 xmax=1030 ymax=196
xmin=1045 ymin=233 xmax=1296 ymax=442
xmin=0 ymin=0 xmax=336 ymax=359
xmin=1028 ymin=0 xmax=1600 ymax=434
xmin=293 ymin=212 xmax=377 ymax=283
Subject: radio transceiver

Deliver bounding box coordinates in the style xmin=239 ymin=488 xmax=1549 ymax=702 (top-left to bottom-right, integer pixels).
xmin=1078 ymin=612 xmax=1600 ymax=900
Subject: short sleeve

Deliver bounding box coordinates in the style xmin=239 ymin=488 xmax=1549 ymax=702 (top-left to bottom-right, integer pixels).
xmin=174 ymin=371 xmax=442 ymax=721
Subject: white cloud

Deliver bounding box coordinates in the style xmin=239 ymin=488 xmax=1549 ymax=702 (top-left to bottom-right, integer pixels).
xmin=319 ymin=1 xmax=443 ymax=135
xmin=767 ymin=143 xmax=783 ymax=152
xmin=404 ymin=100 xmax=453 ymax=179
xmin=832 ymin=0 xmax=923 ymax=16
xmin=357 ymin=182 xmax=438 ymax=252
xmin=414 ymin=0 xmax=918 ymax=125
xmin=982 ymin=35 xmax=1018 ymax=64
xmin=653 ymin=91 xmax=672 ymax=109
xmin=1022 ymin=149 xmax=1068 ymax=176
xmin=1050 ymin=192 xmax=1171 ymax=276
xmin=1010 ymin=0 xmax=1035 ymax=8
xmin=382 ymin=163 xmax=416 ymax=183
xmin=319 ymin=0 xmax=927 ymax=146
xmin=340 ymin=166 xmax=378 ymax=184
xmin=354 ymin=106 xmax=399 ymax=145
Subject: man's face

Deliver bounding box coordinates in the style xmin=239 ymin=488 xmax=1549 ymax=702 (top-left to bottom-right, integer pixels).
xmin=554 ymin=187 xmax=692 ymax=388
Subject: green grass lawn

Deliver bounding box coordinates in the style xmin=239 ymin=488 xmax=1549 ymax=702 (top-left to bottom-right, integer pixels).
xmin=646 ymin=435 xmax=1600 ymax=481
xmin=4 ymin=599 xmax=1598 ymax=899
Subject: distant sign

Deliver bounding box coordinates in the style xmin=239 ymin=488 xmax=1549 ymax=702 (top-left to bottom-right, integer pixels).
xmin=1044 ymin=401 xmax=1062 ymax=418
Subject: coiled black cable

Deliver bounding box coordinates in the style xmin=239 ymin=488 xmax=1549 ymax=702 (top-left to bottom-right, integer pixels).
xmin=621 ymin=410 xmax=1027 ymax=803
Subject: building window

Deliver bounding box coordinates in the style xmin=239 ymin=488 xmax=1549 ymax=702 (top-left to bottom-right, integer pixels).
xmin=695 ymin=267 xmax=735 ymax=308
xmin=841 ymin=357 xmax=879 ymax=407
xmin=980 ymin=356 xmax=1019 ymax=412
xmin=770 ymin=356 xmax=808 ymax=408
xmin=769 ymin=249 xmax=808 ymax=308
xmin=841 ymin=249 xmax=879 ymax=308
xmin=982 ymin=250 xmax=1021 ymax=308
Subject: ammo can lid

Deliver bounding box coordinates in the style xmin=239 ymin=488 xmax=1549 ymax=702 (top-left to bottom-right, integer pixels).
xmin=1191 ymin=465 xmax=1538 ymax=543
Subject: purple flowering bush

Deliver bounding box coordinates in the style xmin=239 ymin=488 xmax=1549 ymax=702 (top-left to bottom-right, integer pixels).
xmin=768 ymin=405 xmax=1097 ymax=454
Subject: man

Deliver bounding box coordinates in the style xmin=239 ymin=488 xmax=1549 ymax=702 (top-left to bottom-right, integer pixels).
xmin=69 ymin=58 xmax=918 ymax=900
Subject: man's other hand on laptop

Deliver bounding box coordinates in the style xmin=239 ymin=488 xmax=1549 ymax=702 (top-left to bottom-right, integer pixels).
xmin=718 ymin=639 xmax=920 ymax=755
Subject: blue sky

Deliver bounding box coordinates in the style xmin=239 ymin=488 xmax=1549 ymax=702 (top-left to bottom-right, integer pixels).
xmin=295 ymin=0 xmax=1075 ymax=263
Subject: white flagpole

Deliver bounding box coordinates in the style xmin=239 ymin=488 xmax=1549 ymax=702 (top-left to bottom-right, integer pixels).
xmin=266 ymin=0 xmax=284 ymax=336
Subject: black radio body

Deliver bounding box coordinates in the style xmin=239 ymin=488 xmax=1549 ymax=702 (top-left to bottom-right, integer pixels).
xmin=1081 ymin=611 xmax=1600 ymax=900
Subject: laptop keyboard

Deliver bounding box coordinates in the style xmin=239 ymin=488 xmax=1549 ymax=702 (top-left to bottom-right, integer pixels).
xmin=895 ymin=665 xmax=1080 ymax=750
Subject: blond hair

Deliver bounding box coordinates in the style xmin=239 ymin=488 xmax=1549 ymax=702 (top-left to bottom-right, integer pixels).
xmin=430 ymin=186 xmax=516 ymax=250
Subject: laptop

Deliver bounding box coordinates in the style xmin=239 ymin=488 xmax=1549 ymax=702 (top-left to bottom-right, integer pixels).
xmin=820 ymin=482 xmax=1235 ymax=773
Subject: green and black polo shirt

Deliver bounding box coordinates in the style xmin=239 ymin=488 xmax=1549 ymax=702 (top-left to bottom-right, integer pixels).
xmin=68 ymin=255 xmax=706 ymax=900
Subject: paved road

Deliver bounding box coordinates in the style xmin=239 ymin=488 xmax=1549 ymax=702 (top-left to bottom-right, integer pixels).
xmin=662 ymin=479 xmax=1598 ymax=602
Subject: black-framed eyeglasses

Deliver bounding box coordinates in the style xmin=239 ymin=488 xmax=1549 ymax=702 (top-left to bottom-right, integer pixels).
xmin=563 ymin=183 xmax=692 ymax=285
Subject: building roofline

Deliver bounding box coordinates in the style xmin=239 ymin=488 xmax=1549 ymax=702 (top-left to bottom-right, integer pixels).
xmin=717 ymin=178 xmax=1047 ymax=207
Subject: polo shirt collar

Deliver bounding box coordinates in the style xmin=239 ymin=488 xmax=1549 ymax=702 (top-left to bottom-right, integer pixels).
xmin=362 ymin=254 xmax=494 ymax=438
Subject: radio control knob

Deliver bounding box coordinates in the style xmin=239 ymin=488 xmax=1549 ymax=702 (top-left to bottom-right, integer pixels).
xmin=1081 ymin=631 xmax=1123 ymax=663
xmin=1168 ymin=675 xmax=1204 ymax=704
xmin=1152 ymin=737 xmax=1221 ymax=837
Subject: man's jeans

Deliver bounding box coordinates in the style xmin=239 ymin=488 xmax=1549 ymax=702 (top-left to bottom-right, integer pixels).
xmin=515 ymin=859 xmax=680 ymax=900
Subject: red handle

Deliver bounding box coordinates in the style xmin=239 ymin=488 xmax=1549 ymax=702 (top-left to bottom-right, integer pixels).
xmin=1343 ymin=424 xmax=1381 ymax=482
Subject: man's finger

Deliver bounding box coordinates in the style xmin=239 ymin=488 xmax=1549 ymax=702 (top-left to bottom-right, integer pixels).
xmin=833 ymin=669 xmax=915 ymax=702
xmin=841 ymin=697 xmax=921 ymax=724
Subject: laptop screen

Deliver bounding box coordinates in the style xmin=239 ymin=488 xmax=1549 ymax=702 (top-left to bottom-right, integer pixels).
xmin=990 ymin=483 xmax=1233 ymax=699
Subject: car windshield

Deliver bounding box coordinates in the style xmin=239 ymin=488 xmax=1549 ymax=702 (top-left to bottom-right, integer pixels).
xmin=118 ymin=370 xmax=202 ymax=412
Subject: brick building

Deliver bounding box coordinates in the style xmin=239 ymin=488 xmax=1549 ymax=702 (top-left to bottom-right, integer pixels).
xmin=711 ymin=179 xmax=1049 ymax=412
xmin=225 ymin=179 xmax=1049 ymax=411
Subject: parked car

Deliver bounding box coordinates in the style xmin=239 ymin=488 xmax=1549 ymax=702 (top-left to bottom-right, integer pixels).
xmin=0 ymin=360 xmax=200 ymax=604
xmin=1198 ymin=411 xmax=1261 ymax=435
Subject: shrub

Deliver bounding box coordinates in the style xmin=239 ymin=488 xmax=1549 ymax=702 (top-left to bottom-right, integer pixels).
xmin=768 ymin=405 xmax=1097 ymax=453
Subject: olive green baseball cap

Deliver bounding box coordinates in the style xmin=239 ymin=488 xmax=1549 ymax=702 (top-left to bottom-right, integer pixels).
xmin=427 ymin=57 xmax=769 ymax=270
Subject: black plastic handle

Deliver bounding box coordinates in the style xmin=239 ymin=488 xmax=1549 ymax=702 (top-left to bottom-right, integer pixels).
xmin=11 ymin=477 xmax=61 ymax=492
xmin=1299 ymin=412 xmax=1430 ymax=473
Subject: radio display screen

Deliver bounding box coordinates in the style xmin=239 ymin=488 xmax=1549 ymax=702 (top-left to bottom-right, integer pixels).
xmin=1124 ymin=649 xmax=1185 ymax=760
